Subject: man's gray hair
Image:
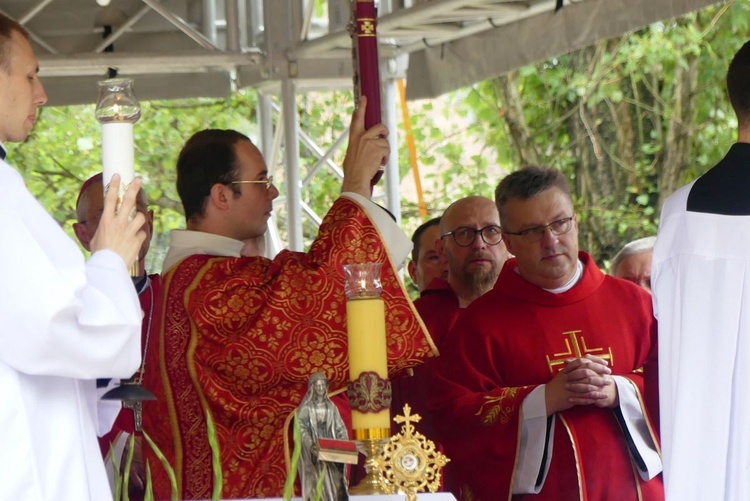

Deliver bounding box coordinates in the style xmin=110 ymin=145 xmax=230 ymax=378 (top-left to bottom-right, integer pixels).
xmin=610 ymin=236 xmax=657 ymax=274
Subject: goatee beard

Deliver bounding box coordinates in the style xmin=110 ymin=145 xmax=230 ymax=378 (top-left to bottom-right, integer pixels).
xmin=461 ymin=254 xmax=499 ymax=297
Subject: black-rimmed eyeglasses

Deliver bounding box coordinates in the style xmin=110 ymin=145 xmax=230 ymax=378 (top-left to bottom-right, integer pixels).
xmin=503 ymin=216 xmax=574 ymax=243
xmin=441 ymin=225 xmax=503 ymax=247
xmin=230 ymin=176 xmax=274 ymax=190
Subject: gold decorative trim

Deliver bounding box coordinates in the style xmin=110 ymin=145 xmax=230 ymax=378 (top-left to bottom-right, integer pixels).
xmin=354 ymin=428 xmax=391 ymax=440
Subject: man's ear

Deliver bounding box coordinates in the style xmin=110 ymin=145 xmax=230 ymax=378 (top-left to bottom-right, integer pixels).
xmin=72 ymin=222 xmax=92 ymax=252
xmin=436 ymin=237 xmax=447 ymax=265
xmin=407 ymin=260 xmax=417 ymax=283
xmin=209 ymin=183 xmax=232 ymax=211
xmin=146 ymin=209 xmax=155 ymax=233
xmin=502 ymin=233 xmax=514 ymax=255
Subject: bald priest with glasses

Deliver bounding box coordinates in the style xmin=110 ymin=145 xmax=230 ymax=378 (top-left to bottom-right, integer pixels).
xmin=392 ymin=196 xmax=508 ymax=457
xmin=430 ymin=167 xmax=664 ymax=501
xmin=141 ymin=102 xmax=435 ymax=500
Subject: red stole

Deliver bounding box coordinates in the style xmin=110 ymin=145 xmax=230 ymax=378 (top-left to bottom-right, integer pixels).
xmin=142 ymin=197 xmax=434 ymax=499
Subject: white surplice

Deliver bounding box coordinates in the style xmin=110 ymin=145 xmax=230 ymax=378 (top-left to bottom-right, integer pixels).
xmin=653 ymin=182 xmax=750 ymax=501
xmin=0 ymin=161 xmax=142 ymax=501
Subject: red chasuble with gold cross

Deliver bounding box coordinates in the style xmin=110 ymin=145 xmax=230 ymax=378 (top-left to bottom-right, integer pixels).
xmin=141 ymin=197 xmax=435 ymax=499
xmin=430 ymin=253 xmax=662 ymax=501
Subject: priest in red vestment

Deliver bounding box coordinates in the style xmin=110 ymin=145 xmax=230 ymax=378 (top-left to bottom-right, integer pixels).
xmin=73 ymin=173 xmax=160 ymax=501
xmin=393 ymin=196 xmax=508 ymax=429
xmin=141 ymin=99 xmax=435 ymax=499
xmin=407 ymin=217 xmax=446 ymax=292
xmin=431 ymin=167 xmax=662 ymax=501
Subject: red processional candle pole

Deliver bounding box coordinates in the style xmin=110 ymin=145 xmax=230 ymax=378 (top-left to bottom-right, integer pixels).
xmin=351 ymin=0 xmax=384 ymax=187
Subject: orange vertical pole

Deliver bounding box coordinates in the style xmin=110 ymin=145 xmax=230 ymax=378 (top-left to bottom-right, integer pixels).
xmin=397 ymin=79 xmax=427 ymax=219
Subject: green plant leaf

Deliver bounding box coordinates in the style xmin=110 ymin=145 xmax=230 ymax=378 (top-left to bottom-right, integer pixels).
xmin=142 ymin=431 xmax=179 ymax=501
xmin=283 ymin=413 xmax=303 ymax=501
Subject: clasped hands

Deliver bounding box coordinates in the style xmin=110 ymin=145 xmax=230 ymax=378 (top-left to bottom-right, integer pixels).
xmin=545 ymin=354 xmax=619 ymax=415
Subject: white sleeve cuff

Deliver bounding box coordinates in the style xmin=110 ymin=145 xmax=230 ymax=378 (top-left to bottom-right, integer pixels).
xmin=514 ymin=385 xmax=554 ymax=494
xmin=614 ymin=376 xmax=663 ymax=480
xmin=340 ymin=193 xmax=411 ymax=268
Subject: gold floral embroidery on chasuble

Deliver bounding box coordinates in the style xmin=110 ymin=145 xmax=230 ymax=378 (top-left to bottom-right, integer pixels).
xmin=143 ymin=197 xmax=434 ymax=499
xmin=477 ymin=387 xmax=527 ymax=426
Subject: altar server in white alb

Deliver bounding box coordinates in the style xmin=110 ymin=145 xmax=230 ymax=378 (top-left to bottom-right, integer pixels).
xmin=0 ymin=14 xmax=147 ymax=501
xmin=652 ymin=40 xmax=750 ymax=501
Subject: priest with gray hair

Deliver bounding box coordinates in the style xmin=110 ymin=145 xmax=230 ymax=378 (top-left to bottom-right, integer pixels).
xmin=610 ymin=236 xmax=656 ymax=292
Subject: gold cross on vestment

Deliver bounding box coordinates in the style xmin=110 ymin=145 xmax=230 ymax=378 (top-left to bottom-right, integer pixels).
xmin=123 ymin=400 xmax=143 ymax=432
xmin=545 ymin=330 xmax=613 ymax=373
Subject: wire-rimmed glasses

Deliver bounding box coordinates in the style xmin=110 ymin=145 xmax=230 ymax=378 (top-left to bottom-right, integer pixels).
xmin=230 ymin=176 xmax=274 ymax=190
xmin=503 ymin=216 xmax=574 ymax=243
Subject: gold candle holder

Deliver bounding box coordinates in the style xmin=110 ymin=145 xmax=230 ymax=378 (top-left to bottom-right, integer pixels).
xmin=349 ymin=431 xmax=390 ymax=495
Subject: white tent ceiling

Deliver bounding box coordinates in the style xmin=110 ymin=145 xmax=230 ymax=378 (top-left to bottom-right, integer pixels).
xmin=0 ymin=0 xmax=722 ymax=106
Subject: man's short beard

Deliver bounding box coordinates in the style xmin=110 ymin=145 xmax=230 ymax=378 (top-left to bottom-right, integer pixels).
xmin=463 ymin=265 xmax=499 ymax=297
xmin=456 ymin=253 xmax=500 ymax=298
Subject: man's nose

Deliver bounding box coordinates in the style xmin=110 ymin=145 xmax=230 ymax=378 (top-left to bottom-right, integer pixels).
xmin=470 ymin=231 xmax=487 ymax=250
xmin=35 ymin=80 xmax=48 ymax=106
xmin=541 ymin=226 xmax=558 ymax=246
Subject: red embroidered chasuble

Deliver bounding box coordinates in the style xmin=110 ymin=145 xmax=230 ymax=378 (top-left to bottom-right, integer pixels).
xmin=142 ymin=197 xmax=434 ymax=499
xmin=430 ymin=253 xmax=662 ymax=501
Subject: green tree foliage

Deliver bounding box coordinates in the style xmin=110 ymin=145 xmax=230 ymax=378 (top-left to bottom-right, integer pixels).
xmin=454 ymin=1 xmax=749 ymax=261
xmin=8 ymin=1 xmax=749 ymax=270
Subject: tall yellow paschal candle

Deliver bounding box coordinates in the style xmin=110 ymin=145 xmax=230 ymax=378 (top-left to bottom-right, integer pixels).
xmin=346 ymin=297 xmax=390 ymax=431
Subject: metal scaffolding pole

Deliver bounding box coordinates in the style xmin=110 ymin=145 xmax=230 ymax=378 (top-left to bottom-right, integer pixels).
xmin=202 ymin=0 xmax=217 ymax=45
xmin=282 ymin=79 xmax=303 ymax=251
xmin=257 ymin=90 xmax=281 ymax=257
xmin=257 ymin=91 xmax=274 ymax=160
xmin=225 ymin=0 xmax=241 ymax=51
xmin=383 ymin=77 xmax=401 ymax=224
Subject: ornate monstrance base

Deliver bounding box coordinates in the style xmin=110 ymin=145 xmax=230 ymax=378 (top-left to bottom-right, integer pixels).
xmin=375 ymin=405 xmax=450 ymax=501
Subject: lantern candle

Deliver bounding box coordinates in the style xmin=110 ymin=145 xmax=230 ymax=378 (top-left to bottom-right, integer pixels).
xmin=95 ymin=78 xmax=141 ymax=191
xmin=95 ymin=77 xmax=142 ymax=277
xmin=344 ymin=263 xmax=391 ymax=436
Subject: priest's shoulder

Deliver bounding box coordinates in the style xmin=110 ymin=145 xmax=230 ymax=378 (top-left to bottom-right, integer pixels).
xmin=1 ymin=163 xmax=26 ymax=202
xmin=416 ymin=278 xmax=455 ymax=301
xmin=169 ymin=253 xmax=272 ymax=281
xmin=687 ymin=143 xmax=750 ymax=215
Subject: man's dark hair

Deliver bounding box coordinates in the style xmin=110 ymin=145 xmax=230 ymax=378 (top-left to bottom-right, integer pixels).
xmin=0 ymin=14 xmax=29 ymax=73
xmin=727 ymin=41 xmax=750 ymax=128
xmin=176 ymin=129 xmax=251 ymax=222
xmin=411 ymin=217 xmax=440 ymax=263
xmin=495 ymin=166 xmax=571 ymax=226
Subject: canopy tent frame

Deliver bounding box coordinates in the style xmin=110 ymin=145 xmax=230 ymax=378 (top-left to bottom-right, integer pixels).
xmin=2 ymin=0 xmax=723 ymax=253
